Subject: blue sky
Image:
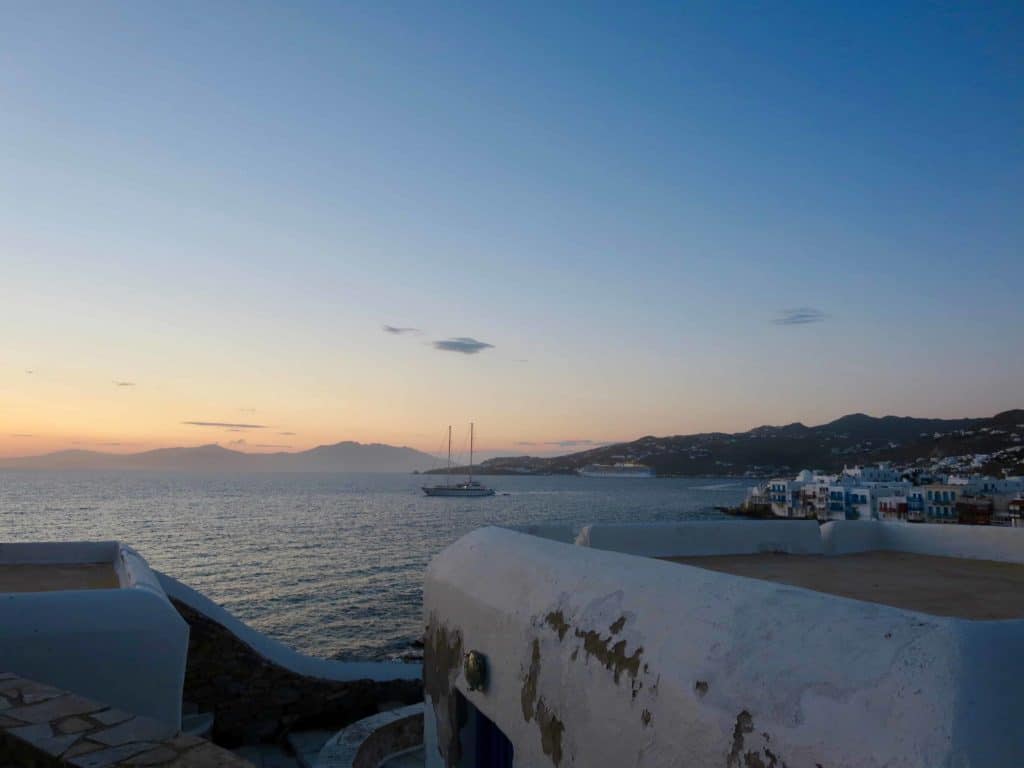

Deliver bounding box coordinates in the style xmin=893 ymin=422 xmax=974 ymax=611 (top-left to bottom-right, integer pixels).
xmin=1 ymin=2 xmax=1022 ymax=455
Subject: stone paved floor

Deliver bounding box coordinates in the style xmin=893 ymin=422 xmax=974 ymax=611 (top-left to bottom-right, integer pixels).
xmin=0 ymin=673 xmax=249 ymax=767
xmin=381 ymin=747 xmax=423 ymax=767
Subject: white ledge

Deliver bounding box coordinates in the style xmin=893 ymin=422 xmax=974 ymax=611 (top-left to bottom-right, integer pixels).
xmin=156 ymin=571 xmax=421 ymax=682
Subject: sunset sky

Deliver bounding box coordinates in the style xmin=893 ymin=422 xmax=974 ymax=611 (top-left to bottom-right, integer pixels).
xmin=2 ymin=2 xmax=1022 ymax=458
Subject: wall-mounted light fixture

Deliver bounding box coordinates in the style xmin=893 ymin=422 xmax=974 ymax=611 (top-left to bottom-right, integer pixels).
xmin=464 ymin=650 xmax=488 ymax=692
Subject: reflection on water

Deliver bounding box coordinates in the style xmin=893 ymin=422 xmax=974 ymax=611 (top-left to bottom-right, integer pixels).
xmin=0 ymin=471 xmax=744 ymax=660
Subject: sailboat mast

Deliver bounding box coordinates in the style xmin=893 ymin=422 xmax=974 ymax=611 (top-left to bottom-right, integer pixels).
xmin=446 ymin=425 xmax=452 ymax=488
xmin=469 ymin=422 xmax=474 ymax=483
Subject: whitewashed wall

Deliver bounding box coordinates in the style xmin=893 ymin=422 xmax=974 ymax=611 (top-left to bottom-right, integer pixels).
xmin=0 ymin=541 xmax=187 ymax=727
xmin=424 ymin=526 xmax=1024 ymax=768
xmin=0 ymin=541 xmax=120 ymax=567
xmin=822 ymin=520 xmax=1024 ymax=562
xmin=576 ymin=520 xmax=824 ymax=557
xmin=157 ymin=572 xmax=421 ymax=682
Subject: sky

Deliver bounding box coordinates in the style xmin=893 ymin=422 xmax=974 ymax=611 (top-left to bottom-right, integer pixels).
xmin=1 ymin=1 xmax=1022 ymax=458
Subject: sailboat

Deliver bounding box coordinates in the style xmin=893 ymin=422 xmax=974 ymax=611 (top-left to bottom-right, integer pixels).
xmin=422 ymin=423 xmax=496 ymax=497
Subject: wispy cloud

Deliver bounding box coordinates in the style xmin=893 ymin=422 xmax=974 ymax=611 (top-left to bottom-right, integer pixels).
xmin=24 ymin=369 xmax=33 ymax=375
xmin=433 ymin=337 xmax=495 ymax=355
xmin=773 ymin=307 xmax=828 ymax=326
xmin=383 ymin=325 xmax=419 ymax=335
xmin=113 ymin=381 xmax=135 ymax=387
xmin=182 ymin=421 xmax=267 ymax=429
xmin=278 ymin=431 xmax=296 ymax=436
xmin=237 ymin=407 xmax=257 ymax=414
xmin=11 ymin=433 xmax=33 ymax=438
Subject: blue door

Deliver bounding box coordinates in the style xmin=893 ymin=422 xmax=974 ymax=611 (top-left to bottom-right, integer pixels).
xmin=473 ymin=705 xmax=514 ymax=767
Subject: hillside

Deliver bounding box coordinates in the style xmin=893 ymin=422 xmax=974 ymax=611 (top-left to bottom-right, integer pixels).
xmin=0 ymin=441 xmax=439 ymax=473
xmin=434 ymin=410 xmax=1024 ymax=478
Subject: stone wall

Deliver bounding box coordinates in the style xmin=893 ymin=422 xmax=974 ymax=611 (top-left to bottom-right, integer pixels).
xmin=0 ymin=672 xmax=250 ymax=768
xmin=172 ymin=599 xmax=422 ymax=747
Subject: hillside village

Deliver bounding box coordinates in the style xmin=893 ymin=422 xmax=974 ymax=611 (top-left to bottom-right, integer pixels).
xmin=460 ymin=409 xmax=1024 ymax=479
xmin=746 ymin=463 xmax=1024 ymax=526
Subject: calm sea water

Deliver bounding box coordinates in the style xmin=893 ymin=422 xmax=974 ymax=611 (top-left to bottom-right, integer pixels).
xmin=0 ymin=471 xmax=746 ymax=660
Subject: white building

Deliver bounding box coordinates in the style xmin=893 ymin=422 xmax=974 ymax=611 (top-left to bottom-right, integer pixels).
xmin=424 ymin=522 xmax=1024 ymax=766
xmin=842 ymin=462 xmax=903 ymax=483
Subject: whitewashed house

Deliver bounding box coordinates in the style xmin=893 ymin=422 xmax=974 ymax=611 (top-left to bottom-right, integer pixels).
xmin=424 ymin=521 xmax=1024 ymax=767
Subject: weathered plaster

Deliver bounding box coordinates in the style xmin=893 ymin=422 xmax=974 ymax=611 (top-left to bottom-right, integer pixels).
xmin=423 ymin=618 xmax=464 ymax=768
xmin=423 ymin=525 xmax=1024 ymax=767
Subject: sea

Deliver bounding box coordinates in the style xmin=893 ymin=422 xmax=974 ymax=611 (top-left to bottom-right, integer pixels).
xmin=0 ymin=471 xmax=748 ymax=661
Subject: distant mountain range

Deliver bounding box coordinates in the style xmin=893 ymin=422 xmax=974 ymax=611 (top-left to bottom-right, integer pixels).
xmin=431 ymin=410 xmax=1024 ymax=478
xmin=0 ymin=441 xmax=439 ymax=473
xmin=6 ymin=410 xmax=1023 ymax=477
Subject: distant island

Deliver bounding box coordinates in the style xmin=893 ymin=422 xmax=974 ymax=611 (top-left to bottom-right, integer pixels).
xmin=5 ymin=410 xmax=1022 ymax=477
xmin=0 ymin=441 xmax=438 ymax=473
xmin=428 ymin=409 xmax=1024 ymax=479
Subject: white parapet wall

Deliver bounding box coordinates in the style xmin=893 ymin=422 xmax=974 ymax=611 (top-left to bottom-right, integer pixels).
xmin=0 ymin=541 xmax=188 ymax=728
xmin=157 ymin=571 xmax=421 ymax=682
xmin=822 ymin=520 xmax=1024 ymax=562
xmin=424 ymin=526 xmax=1024 ymax=768
xmin=576 ymin=519 xmax=824 ymax=557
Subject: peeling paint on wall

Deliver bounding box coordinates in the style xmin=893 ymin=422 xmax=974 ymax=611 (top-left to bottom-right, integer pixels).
xmin=535 ymin=697 xmax=565 ymax=766
xmin=424 ymin=618 xmax=465 ymax=768
xmin=573 ymin=626 xmax=643 ymax=684
xmin=726 ymin=710 xmax=789 ymax=768
xmin=521 ymin=638 xmax=541 ymax=722
xmin=521 ymin=636 xmax=567 ymax=767
xmin=728 ymin=710 xmax=754 ymax=767
xmin=545 ymin=610 xmax=571 ymax=641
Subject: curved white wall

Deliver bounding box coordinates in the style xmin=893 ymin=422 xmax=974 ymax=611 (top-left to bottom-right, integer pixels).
xmin=576 ymin=520 xmax=824 ymax=557
xmin=0 ymin=542 xmax=187 ymax=727
xmin=424 ymin=526 xmax=1024 ymax=767
xmin=157 ymin=572 xmax=421 ymax=682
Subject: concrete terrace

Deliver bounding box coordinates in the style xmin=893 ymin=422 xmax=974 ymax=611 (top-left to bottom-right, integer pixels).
xmin=0 ymin=563 xmax=119 ymax=593
xmin=662 ymin=550 xmax=1024 ymax=620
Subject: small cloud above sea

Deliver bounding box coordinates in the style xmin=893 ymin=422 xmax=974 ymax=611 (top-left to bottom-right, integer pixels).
xmin=433 ymin=337 xmax=494 ymax=355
